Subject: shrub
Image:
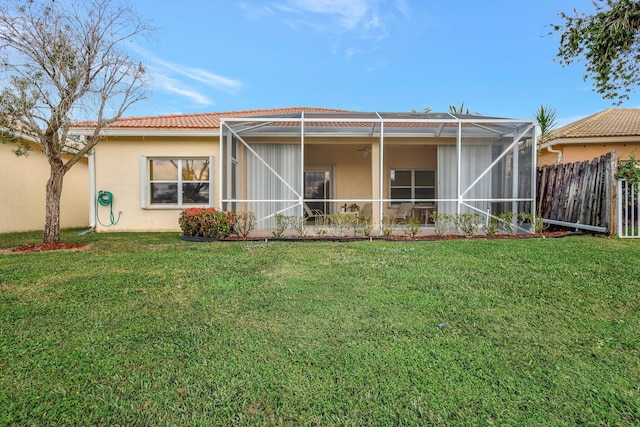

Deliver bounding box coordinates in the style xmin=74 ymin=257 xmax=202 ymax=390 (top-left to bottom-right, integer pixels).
xmin=179 ymin=208 xmax=234 ymax=239
xmin=355 ymin=215 xmax=373 ymax=237
xmin=272 ymin=214 xmax=291 ymax=238
xmin=454 ymin=213 xmax=481 ymax=237
xmin=313 ymin=215 xmax=329 ymax=237
xmin=497 ymin=211 xmax=516 ymax=234
xmin=232 ymin=211 xmax=256 ymax=239
xmin=289 ymin=215 xmax=307 ymax=238
xmin=518 ymin=211 xmax=548 ymax=234
xmin=615 ymin=151 xmax=640 ymax=186
xmin=381 ymin=216 xmax=397 ymax=237
xmin=430 ymin=211 xmax=453 ymax=236
xmin=484 ymin=218 xmax=500 ymax=236
xmin=402 ymin=217 xmax=421 ymax=238
xmin=329 ymin=213 xmax=357 ymax=237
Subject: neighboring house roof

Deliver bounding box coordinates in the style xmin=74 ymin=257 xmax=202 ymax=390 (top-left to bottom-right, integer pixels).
xmin=544 ymin=108 xmax=640 ymax=144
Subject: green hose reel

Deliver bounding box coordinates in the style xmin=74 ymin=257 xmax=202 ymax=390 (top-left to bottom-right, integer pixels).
xmin=97 ymin=190 xmax=121 ymax=227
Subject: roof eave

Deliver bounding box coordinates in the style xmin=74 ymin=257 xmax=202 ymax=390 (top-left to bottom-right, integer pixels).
xmin=539 ymin=135 xmax=640 ymax=149
xmin=68 ymin=128 xmax=221 ymax=137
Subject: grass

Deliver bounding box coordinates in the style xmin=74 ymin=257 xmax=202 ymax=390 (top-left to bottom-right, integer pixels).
xmin=0 ymin=230 xmax=639 ymax=425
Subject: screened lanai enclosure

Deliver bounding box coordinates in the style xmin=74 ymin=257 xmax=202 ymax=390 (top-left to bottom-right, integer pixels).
xmin=219 ymin=111 xmax=536 ymax=234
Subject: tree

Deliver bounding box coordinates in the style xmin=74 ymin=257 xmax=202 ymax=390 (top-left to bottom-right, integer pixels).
xmin=553 ymin=0 xmax=640 ymax=103
xmin=0 ymin=0 xmax=150 ymax=243
xmin=448 ymin=102 xmax=477 ymax=115
xmin=534 ymin=104 xmax=559 ymax=148
xmin=410 ymin=107 xmax=433 ymax=113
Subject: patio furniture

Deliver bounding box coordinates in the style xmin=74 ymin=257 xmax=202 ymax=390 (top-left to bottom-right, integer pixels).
xmin=304 ymin=203 xmax=325 ymax=221
xmin=392 ymin=202 xmax=415 ymax=222
xmin=412 ymin=204 xmax=435 ymax=224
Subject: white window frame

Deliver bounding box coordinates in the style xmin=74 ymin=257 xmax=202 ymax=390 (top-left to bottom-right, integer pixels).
xmin=389 ymin=168 xmax=436 ymax=206
xmin=141 ymin=156 xmax=214 ymax=209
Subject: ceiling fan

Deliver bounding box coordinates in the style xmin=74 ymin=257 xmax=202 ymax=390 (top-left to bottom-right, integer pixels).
xmin=357 ymin=146 xmax=372 ymax=154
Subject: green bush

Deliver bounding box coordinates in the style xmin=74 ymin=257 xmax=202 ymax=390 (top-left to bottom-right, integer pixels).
xmin=431 ymin=211 xmax=453 ymax=236
xmin=402 ymin=217 xmax=421 ymax=238
xmin=454 ymin=213 xmax=481 ymax=237
xmin=232 ymin=211 xmax=256 ymax=239
xmin=179 ymin=208 xmax=234 ymax=239
xmin=272 ymin=214 xmax=291 ymax=238
xmin=381 ymin=216 xmax=397 ymax=237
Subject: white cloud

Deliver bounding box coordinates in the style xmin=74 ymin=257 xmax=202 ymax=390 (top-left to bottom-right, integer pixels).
xmin=288 ymin=0 xmax=371 ymax=31
xmin=150 ymin=73 xmax=212 ymax=106
xmin=245 ymin=0 xmax=407 ymax=41
xmin=130 ymin=44 xmax=244 ymax=107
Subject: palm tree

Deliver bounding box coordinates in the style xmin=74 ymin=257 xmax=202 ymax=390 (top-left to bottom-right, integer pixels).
xmin=534 ymin=105 xmax=558 ymax=147
xmin=448 ymin=102 xmax=477 ymax=115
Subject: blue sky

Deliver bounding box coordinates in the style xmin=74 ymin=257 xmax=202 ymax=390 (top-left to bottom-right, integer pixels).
xmin=129 ymin=0 xmax=640 ymax=127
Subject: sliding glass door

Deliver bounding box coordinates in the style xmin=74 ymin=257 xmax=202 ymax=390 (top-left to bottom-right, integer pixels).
xmin=304 ymin=170 xmax=331 ymax=216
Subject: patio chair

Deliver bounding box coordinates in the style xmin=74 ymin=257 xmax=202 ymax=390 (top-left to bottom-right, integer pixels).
xmin=304 ymin=203 xmax=325 ymax=221
xmin=392 ymin=202 xmax=415 ymax=222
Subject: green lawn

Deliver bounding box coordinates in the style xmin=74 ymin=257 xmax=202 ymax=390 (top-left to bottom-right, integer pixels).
xmin=0 ymin=231 xmax=639 ymax=425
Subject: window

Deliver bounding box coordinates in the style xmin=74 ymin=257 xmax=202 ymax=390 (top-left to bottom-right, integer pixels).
xmin=390 ymin=169 xmax=435 ymax=204
xmin=143 ymin=157 xmax=213 ymax=207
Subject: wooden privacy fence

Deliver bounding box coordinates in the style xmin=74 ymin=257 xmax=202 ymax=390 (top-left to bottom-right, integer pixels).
xmin=536 ymin=152 xmax=618 ymax=234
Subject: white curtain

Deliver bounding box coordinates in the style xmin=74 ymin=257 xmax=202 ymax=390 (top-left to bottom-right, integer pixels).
xmin=437 ymin=145 xmax=492 ymax=215
xmin=247 ymin=144 xmax=302 ymax=230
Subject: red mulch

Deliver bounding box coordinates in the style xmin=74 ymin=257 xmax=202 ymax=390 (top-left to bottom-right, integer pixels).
xmin=8 ymin=242 xmax=89 ymax=254
xmin=383 ymin=231 xmax=571 ymax=241
xmin=217 ymin=230 xmax=574 ymax=242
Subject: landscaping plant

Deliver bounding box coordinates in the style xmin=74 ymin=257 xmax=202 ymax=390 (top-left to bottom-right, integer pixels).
xmin=313 ymin=216 xmax=329 ymax=237
xmin=380 ymin=215 xmax=397 ymax=237
xmin=430 ymin=211 xmax=453 ymax=236
xmin=178 ymin=208 xmax=234 ymax=239
xmin=329 ymin=213 xmax=357 ymax=237
xmin=454 ymin=213 xmax=482 ymax=237
xmin=289 ymin=215 xmax=307 ymax=238
xmin=232 ymin=211 xmax=256 ymax=239
xmin=355 ymin=215 xmax=373 ymax=237
xmin=272 ymin=214 xmax=291 ymax=238
xmin=402 ymin=216 xmax=421 ymax=238
xmin=497 ymin=211 xmax=516 ymax=234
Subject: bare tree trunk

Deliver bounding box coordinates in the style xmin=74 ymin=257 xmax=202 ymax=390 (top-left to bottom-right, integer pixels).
xmin=44 ymin=161 xmax=65 ymax=243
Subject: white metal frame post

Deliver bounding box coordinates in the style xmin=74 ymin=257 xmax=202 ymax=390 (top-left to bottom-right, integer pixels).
xmin=456 ymin=120 xmax=462 ymax=215
xmin=512 ymin=134 xmax=519 ymax=216
xmin=378 ymin=113 xmax=384 ymax=235
xmin=300 ymin=112 xmax=305 ymax=212
xmin=218 ymin=121 xmax=225 ymax=210
xmin=530 ymin=126 xmax=538 ymax=222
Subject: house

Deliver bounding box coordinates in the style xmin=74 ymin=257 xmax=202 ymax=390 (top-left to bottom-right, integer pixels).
xmin=538 ymin=108 xmax=640 ymax=166
xmin=0 ymin=135 xmax=89 ymax=234
xmin=70 ymin=107 xmax=537 ymax=235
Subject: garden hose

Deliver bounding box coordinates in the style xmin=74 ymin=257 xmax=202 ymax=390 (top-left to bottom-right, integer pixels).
xmin=97 ymin=191 xmax=121 ymax=227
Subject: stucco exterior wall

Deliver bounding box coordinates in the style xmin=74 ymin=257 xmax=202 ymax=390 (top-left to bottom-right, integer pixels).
xmin=92 ymin=134 xmax=464 ymax=232
xmin=0 ymin=141 xmax=89 ymax=234
xmin=538 ymin=141 xmax=640 ymax=166
xmin=93 ymin=136 xmax=219 ymax=232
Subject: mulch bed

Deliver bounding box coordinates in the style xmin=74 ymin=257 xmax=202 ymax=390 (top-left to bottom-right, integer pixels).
xmin=191 ymin=230 xmax=577 ymax=242
xmin=5 ymin=242 xmax=89 ymax=254
xmin=4 ymin=230 xmax=579 ymax=254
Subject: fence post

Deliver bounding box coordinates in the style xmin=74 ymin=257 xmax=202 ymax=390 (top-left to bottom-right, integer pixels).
xmin=617 ymin=180 xmax=623 ymax=237
xmin=609 ymin=151 xmax=618 ymax=236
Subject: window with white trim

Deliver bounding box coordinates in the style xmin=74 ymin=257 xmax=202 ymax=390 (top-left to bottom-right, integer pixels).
xmin=143 ymin=157 xmax=213 ymax=207
xmin=390 ymin=169 xmax=435 ymax=204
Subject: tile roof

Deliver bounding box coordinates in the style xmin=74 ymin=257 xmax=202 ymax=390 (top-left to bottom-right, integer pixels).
xmin=74 ymin=107 xmax=351 ymax=130
xmin=545 ymin=108 xmax=640 ymax=142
